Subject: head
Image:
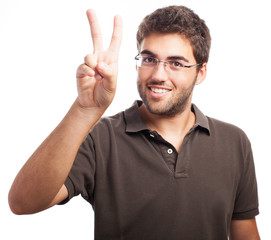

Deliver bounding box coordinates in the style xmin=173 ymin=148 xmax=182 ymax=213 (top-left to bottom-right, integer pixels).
xmin=136 ymin=6 xmax=211 ymax=117
xmin=136 ymin=5 xmax=211 ymax=70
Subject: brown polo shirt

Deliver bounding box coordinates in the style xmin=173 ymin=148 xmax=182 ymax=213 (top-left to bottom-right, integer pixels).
xmin=62 ymin=100 xmax=259 ymax=240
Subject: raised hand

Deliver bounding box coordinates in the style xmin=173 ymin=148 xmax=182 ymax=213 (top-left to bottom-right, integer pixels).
xmin=8 ymin=10 xmax=123 ymax=215
xmin=76 ymin=9 xmax=122 ymax=110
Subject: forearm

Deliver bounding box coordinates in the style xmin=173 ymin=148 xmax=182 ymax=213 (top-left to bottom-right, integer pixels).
xmin=8 ymin=99 xmax=105 ymax=214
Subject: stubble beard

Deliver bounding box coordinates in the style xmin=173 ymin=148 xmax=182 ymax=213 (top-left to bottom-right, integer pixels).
xmin=137 ymin=77 xmax=197 ymax=117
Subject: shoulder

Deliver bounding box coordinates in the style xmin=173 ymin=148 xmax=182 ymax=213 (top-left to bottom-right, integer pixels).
xmin=90 ymin=101 xmax=144 ymax=136
xmin=207 ymin=116 xmax=246 ymax=134
xmin=90 ymin=110 xmax=126 ymax=137
xmin=206 ymin=116 xmax=251 ymax=151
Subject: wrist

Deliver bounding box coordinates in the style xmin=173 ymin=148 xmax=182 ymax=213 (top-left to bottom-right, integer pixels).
xmin=72 ymin=98 xmax=106 ymax=123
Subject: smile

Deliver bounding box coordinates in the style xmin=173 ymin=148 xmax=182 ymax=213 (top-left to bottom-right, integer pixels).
xmin=150 ymin=87 xmax=170 ymax=93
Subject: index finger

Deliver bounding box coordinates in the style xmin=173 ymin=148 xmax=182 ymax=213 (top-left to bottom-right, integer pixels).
xmin=109 ymin=15 xmax=123 ymax=55
xmin=86 ymin=9 xmax=103 ymax=53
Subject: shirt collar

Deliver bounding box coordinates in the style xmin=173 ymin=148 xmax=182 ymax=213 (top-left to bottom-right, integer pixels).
xmin=191 ymin=104 xmax=210 ymax=135
xmin=124 ymin=100 xmax=210 ymax=135
xmin=124 ymin=100 xmax=149 ymax=133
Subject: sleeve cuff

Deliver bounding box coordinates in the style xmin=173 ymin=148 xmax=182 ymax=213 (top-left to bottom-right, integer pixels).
xmin=232 ymin=207 xmax=259 ymax=220
xmin=57 ymin=177 xmax=75 ymax=205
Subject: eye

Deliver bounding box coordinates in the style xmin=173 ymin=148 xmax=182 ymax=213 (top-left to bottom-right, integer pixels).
xmin=169 ymin=60 xmax=184 ymax=68
xmin=142 ymin=56 xmax=155 ymax=64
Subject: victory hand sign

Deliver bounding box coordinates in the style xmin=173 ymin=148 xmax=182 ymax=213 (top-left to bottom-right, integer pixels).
xmin=8 ymin=10 xmax=122 ymax=215
xmin=76 ymin=9 xmax=122 ymax=110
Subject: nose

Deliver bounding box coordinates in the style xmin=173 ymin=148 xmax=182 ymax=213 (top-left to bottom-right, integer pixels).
xmin=151 ymin=61 xmax=168 ymax=81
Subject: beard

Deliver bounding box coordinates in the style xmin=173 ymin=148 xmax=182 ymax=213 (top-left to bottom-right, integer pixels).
xmin=137 ymin=76 xmax=197 ymax=117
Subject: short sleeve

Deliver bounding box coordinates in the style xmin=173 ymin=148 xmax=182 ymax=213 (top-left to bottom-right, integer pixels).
xmin=232 ymin=147 xmax=259 ymax=220
xmin=59 ymin=133 xmax=96 ymax=205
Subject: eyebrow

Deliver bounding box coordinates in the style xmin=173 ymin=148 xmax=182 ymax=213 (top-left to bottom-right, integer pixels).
xmin=140 ymin=49 xmax=189 ymax=63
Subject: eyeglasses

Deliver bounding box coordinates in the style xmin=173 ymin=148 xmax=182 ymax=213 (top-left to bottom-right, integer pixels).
xmin=135 ymin=54 xmax=202 ymax=71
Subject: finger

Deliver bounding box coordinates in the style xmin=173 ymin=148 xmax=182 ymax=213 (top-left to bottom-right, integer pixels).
xmin=96 ymin=62 xmax=113 ymax=79
xmin=84 ymin=54 xmax=98 ymax=69
xmin=96 ymin=62 xmax=116 ymax=90
xmin=77 ymin=64 xmax=95 ymax=78
xmin=86 ymin=9 xmax=103 ymax=53
xmin=109 ymin=15 xmax=123 ymax=55
xmin=84 ymin=54 xmax=103 ymax=80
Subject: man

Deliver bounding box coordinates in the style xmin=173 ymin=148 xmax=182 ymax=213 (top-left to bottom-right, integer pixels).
xmin=8 ymin=6 xmax=260 ymax=240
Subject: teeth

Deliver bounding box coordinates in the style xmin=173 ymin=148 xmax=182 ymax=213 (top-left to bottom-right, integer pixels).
xmin=151 ymin=88 xmax=169 ymax=93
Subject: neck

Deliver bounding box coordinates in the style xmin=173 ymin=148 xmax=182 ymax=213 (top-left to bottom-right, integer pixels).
xmin=139 ymin=102 xmax=195 ymax=150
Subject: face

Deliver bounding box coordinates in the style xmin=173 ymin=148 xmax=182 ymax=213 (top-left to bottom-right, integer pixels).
xmin=137 ymin=33 xmax=206 ymax=116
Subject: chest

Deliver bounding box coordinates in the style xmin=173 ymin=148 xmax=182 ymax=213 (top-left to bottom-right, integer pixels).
xmin=93 ymin=129 xmax=243 ymax=239
xmin=95 ymin=129 xmax=240 ymax=212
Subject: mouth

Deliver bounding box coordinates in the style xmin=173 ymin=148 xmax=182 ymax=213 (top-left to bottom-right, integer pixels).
xmin=150 ymin=87 xmax=170 ymax=93
xmin=147 ymin=86 xmax=172 ymax=98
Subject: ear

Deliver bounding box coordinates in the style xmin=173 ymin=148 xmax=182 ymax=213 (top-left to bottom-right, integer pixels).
xmin=195 ymin=63 xmax=207 ymax=85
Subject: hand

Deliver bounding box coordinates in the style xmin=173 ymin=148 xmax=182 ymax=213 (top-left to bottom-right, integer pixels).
xmin=76 ymin=9 xmax=122 ymax=110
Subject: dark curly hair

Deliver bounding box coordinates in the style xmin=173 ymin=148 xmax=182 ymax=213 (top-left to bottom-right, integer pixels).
xmin=136 ymin=6 xmax=211 ymax=66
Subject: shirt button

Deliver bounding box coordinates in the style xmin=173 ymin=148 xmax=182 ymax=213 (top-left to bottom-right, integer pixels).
xmin=167 ymin=148 xmax=173 ymax=154
xmin=150 ymin=133 xmax=155 ymax=138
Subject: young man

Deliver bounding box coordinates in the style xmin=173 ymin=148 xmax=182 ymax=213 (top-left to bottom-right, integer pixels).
xmin=9 ymin=6 xmax=260 ymax=240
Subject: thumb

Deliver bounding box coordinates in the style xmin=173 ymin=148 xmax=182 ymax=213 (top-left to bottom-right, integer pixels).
xmin=96 ymin=62 xmax=114 ymax=80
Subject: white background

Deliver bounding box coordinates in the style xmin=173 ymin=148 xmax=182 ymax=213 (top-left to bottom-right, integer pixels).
xmin=1 ymin=0 xmax=270 ymax=239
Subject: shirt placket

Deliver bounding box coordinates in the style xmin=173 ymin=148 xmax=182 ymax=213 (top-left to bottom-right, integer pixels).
xmin=174 ymin=126 xmax=198 ymax=178
xmin=148 ymin=130 xmax=178 ymax=174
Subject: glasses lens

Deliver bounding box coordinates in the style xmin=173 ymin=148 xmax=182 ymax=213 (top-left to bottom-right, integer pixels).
xmin=136 ymin=56 xmax=157 ymax=68
xmin=168 ymin=60 xmax=185 ymax=71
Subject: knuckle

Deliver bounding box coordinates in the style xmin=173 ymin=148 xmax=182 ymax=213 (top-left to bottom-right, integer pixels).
xmin=111 ymin=34 xmax=121 ymax=42
xmin=91 ymin=33 xmax=102 ymax=39
xmin=77 ymin=64 xmax=84 ymax=72
xmin=77 ymin=63 xmax=91 ymax=76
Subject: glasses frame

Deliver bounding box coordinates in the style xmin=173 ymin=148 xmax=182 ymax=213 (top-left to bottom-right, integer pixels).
xmin=135 ymin=54 xmax=202 ymax=70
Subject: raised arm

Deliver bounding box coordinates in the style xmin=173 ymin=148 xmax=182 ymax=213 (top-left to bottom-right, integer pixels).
xmin=8 ymin=10 xmax=122 ymax=215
